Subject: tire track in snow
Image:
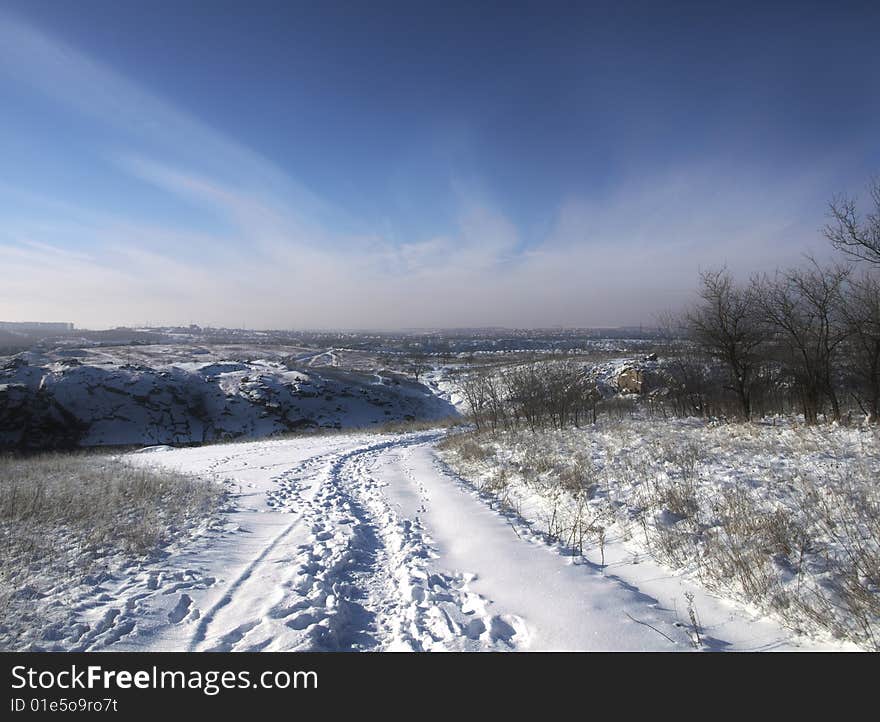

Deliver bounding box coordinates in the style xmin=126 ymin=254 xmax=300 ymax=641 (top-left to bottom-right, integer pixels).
xmin=186 ymin=439 xmax=410 ymax=652
xmin=185 ymin=432 xmax=528 ymax=651
xmin=187 ymin=450 xmax=341 ymax=651
xmin=308 ymin=435 xmax=529 ymax=651
xmin=187 ymin=514 xmax=308 ymax=650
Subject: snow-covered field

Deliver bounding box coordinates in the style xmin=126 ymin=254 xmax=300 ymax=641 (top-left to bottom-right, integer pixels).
xmin=3 ymin=426 xmax=859 ymax=651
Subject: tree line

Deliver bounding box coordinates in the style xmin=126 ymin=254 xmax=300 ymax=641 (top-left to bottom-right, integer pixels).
xmin=681 ymin=177 xmax=880 ymax=424
xmin=452 ymin=360 xmax=601 ymax=432
xmin=454 ymin=177 xmax=880 ymax=428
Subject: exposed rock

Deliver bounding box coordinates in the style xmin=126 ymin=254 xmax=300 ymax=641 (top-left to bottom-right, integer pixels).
xmin=0 ymin=384 xmax=85 ymax=449
xmin=616 ymin=367 xmax=644 ymax=394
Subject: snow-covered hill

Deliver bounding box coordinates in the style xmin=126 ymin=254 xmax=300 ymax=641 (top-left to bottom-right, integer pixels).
xmin=0 ymin=346 xmax=457 ymax=448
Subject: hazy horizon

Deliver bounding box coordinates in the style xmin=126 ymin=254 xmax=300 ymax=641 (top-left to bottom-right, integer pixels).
xmin=1 ymin=2 xmax=878 ymax=330
xmin=0 ymin=318 xmax=661 ymax=334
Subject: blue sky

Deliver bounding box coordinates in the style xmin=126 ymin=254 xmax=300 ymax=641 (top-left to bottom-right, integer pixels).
xmin=0 ymin=1 xmax=878 ymax=329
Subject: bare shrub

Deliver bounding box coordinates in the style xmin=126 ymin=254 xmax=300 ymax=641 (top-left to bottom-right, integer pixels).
xmin=700 ymin=487 xmax=783 ymax=603
xmin=795 ymin=468 xmax=880 ymax=647
xmin=556 ymin=453 xmax=598 ymax=497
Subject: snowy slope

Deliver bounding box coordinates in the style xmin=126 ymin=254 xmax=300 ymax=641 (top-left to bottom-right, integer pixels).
xmin=0 ymin=349 xmax=456 ymax=448
xmin=15 ymin=431 xmax=849 ymax=651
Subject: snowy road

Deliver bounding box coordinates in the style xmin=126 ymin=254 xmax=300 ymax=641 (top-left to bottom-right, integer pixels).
xmin=102 ymin=431 xmax=839 ymax=651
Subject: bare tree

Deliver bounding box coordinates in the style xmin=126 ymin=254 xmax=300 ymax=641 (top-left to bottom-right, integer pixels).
xmin=754 ymin=261 xmax=851 ymax=424
xmin=825 ymin=177 xmax=880 ymax=266
xmin=407 ymin=353 xmax=431 ymax=383
xmin=686 ymin=269 xmax=764 ymax=418
xmin=840 ymin=273 xmax=880 ymax=422
xmin=656 ymin=311 xmax=717 ymax=418
xmin=452 ymin=370 xmax=490 ymax=431
xmin=482 ymin=372 xmax=507 ymax=431
xmin=503 ymin=364 xmax=546 ymax=431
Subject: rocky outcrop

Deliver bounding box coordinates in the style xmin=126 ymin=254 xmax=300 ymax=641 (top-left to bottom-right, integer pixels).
xmin=0 ymin=357 xmax=456 ymax=449
xmin=616 ymin=367 xmax=644 ymax=394
xmin=0 ymin=383 xmax=86 ymax=449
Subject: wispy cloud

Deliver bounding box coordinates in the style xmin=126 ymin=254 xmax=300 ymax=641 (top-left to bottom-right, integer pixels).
xmin=0 ymin=12 xmax=326 ymax=217
xmin=0 ymin=12 xmax=854 ymax=329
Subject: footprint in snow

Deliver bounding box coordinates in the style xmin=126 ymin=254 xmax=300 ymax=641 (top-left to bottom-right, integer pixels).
xmin=285 ymin=613 xmax=315 ymax=631
xmin=488 ymin=614 xmax=528 ymax=647
xmin=168 ymin=594 xmax=193 ymax=624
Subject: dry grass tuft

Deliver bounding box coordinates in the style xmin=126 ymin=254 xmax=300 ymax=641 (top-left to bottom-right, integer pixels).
xmin=0 ymin=452 xmax=225 ymax=647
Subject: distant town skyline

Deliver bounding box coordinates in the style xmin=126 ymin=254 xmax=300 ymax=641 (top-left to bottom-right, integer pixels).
xmin=1 ymin=1 xmax=878 ymax=329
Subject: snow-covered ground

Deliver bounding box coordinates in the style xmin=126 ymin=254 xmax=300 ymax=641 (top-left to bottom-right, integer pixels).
xmin=11 ymin=428 xmax=854 ymax=651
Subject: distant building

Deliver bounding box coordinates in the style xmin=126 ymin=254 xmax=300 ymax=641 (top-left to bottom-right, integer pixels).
xmin=0 ymin=321 xmax=74 ymax=333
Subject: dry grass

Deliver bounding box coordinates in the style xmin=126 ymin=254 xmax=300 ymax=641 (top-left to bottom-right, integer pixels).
xmin=366 ymin=416 xmax=461 ymax=435
xmin=230 ymin=414 xmax=462 ymax=444
xmin=437 ymin=431 xmax=494 ymax=461
xmin=0 ymin=452 xmax=225 ymax=646
xmin=439 ymin=420 xmax=880 ymax=649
